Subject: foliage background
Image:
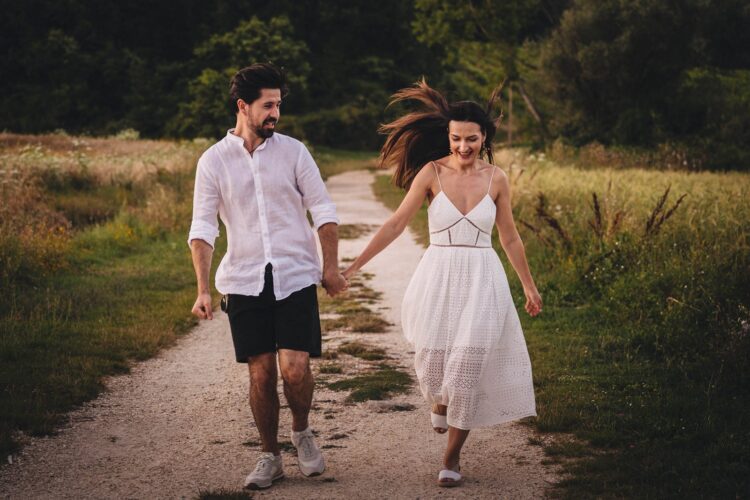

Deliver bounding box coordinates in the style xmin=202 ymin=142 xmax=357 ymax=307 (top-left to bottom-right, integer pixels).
xmin=1 ymin=1 xmax=749 ymax=497
xmin=2 ymin=0 xmax=749 ymax=167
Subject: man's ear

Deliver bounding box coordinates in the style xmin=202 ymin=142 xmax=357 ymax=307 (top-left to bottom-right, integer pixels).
xmin=236 ymin=98 xmax=247 ymax=115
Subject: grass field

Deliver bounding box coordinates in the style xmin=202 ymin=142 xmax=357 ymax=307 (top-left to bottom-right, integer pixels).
xmin=3 ymin=132 xmax=747 ymax=497
xmin=373 ymin=150 xmax=750 ymax=498
xmin=0 ymin=132 xmax=372 ymax=457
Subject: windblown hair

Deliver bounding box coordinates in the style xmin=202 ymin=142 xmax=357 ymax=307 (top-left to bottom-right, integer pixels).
xmin=379 ymin=79 xmax=503 ymax=189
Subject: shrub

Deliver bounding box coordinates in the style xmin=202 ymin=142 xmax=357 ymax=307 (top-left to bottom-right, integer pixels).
xmin=281 ymin=102 xmax=384 ymax=150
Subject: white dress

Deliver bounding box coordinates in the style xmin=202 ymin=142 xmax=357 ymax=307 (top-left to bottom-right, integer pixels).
xmin=401 ymin=164 xmax=537 ymax=430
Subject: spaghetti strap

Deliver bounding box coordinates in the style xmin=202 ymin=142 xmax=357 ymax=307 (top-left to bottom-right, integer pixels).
xmin=431 ymin=161 xmax=444 ymax=192
xmin=487 ymin=166 xmax=496 ymax=194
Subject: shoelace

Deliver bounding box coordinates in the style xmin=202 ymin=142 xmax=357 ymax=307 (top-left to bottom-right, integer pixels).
xmin=298 ymin=433 xmax=315 ymax=459
xmin=254 ymin=455 xmax=275 ymax=474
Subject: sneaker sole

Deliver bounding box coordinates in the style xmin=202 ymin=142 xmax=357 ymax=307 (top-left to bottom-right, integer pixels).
xmin=300 ymin=466 xmax=325 ymax=477
xmin=245 ymin=472 xmax=284 ymax=490
xmin=299 ymin=459 xmax=325 ymax=477
xmin=438 ymin=478 xmax=463 ymax=488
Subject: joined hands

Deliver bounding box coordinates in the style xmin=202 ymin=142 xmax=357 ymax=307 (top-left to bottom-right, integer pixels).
xmin=322 ymin=270 xmax=349 ymax=297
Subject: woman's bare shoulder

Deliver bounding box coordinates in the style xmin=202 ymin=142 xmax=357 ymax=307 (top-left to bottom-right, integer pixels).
xmin=413 ymin=160 xmax=439 ymax=186
xmin=477 ymin=158 xmax=500 ymax=171
xmin=486 ymin=163 xmax=509 ymax=200
xmin=430 ymin=156 xmax=452 ymax=170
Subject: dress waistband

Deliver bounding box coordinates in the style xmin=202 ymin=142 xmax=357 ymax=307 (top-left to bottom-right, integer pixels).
xmin=430 ymin=244 xmax=492 ymax=249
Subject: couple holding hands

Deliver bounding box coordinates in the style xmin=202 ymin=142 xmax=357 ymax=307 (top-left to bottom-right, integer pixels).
xmin=189 ymin=63 xmax=540 ymax=490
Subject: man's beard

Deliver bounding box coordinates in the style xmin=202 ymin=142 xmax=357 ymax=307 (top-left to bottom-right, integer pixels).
xmin=254 ymin=118 xmax=277 ymax=139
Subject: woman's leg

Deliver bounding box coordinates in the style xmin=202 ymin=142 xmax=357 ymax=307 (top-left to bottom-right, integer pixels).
xmin=443 ymin=427 xmax=470 ymax=470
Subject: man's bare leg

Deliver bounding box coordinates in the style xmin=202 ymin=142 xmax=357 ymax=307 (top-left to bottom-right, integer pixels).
xmin=278 ymin=349 xmax=313 ymax=432
xmin=248 ymin=352 xmax=280 ymax=454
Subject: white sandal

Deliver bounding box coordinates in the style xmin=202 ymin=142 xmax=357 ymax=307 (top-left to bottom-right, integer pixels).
xmin=437 ymin=467 xmax=463 ymax=487
xmin=430 ymin=412 xmax=448 ymax=433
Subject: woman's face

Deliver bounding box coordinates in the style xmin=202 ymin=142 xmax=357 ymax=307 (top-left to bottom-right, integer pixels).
xmin=448 ymin=120 xmax=485 ymax=166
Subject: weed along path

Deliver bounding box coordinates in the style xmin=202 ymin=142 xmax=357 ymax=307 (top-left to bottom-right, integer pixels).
xmin=0 ymin=168 xmax=556 ymax=499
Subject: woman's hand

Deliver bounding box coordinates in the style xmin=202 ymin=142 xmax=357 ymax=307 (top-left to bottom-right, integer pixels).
xmin=342 ymin=265 xmax=356 ymax=281
xmin=322 ymin=270 xmax=349 ymax=297
xmin=524 ymin=287 xmax=542 ymax=317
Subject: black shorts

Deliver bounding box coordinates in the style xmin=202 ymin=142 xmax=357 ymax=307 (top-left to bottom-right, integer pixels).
xmin=225 ymin=264 xmax=322 ymax=363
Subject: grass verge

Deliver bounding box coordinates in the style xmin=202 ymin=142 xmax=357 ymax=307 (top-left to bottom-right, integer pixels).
xmin=337 ymin=341 xmax=386 ymax=361
xmin=372 ymin=151 xmax=750 ymax=498
xmin=0 ymin=134 xmax=373 ymax=457
xmin=317 ymin=274 xmax=389 ymax=334
xmin=328 ymin=365 xmax=412 ymax=402
xmin=337 ymin=223 xmax=378 ymax=240
xmin=314 ymin=147 xmax=377 ymax=180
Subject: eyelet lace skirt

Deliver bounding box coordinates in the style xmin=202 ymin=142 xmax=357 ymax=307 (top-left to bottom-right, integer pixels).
xmin=401 ymin=245 xmax=536 ymax=430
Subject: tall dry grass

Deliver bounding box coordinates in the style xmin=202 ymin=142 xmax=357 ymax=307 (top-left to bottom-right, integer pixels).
xmin=374 ymin=148 xmax=750 ymax=497
xmin=0 ymin=132 xmax=207 ymax=283
xmin=0 ymin=134 xmax=374 ymax=459
xmin=501 ymin=149 xmax=750 ymax=497
xmin=0 ymin=133 xmax=208 ymax=455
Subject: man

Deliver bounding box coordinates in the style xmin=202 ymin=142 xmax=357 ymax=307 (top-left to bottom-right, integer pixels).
xmin=188 ymin=63 xmax=347 ymax=490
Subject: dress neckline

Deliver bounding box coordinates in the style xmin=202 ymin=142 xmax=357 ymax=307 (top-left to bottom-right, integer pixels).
xmin=433 ymin=191 xmax=493 ymax=218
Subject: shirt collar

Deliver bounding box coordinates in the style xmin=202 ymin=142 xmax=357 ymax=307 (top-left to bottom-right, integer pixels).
xmin=226 ymin=129 xmax=274 ymax=152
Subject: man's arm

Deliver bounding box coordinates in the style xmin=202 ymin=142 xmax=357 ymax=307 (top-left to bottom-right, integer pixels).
xmin=318 ymin=222 xmax=348 ymax=297
xmin=187 ymin=155 xmax=220 ymax=319
xmin=294 ymin=143 xmax=346 ymax=296
xmin=190 ymin=239 xmax=214 ymax=319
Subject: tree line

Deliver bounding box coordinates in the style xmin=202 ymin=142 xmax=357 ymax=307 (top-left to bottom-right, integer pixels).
xmin=2 ymin=0 xmax=748 ymax=168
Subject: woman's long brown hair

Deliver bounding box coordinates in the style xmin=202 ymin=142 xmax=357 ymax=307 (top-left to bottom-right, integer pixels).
xmin=379 ymin=78 xmax=503 ymax=190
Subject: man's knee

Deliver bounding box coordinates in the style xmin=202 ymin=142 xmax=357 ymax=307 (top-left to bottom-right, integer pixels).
xmin=248 ymin=353 xmax=277 ymax=390
xmin=281 ymin=363 xmax=309 ymax=386
xmin=279 ymin=351 xmax=310 ymax=386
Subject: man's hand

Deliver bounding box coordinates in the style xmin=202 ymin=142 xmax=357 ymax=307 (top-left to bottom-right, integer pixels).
xmin=192 ymin=292 xmax=214 ymax=320
xmin=322 ymin=270 xmax=348 ymax=297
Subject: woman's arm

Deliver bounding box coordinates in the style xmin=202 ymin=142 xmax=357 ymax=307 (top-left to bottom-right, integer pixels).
xmin=343 ymin=166 xmax=433 ymax=278
xmin=492 ymin=169 xmax=543 ymax=317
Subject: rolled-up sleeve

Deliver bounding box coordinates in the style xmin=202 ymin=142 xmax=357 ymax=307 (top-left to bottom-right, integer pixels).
xmin=187 ymin=155 xmax=221 ymax=248
xmin=295 ymin=144 xmax=339 ymax=230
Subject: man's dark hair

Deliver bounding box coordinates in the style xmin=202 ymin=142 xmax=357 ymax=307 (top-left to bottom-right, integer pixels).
xmin=229 ymin=63 xmax=289 ymax=113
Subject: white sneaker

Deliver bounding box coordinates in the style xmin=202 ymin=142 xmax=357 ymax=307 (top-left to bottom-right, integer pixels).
xmin=291 ymin=427 xmax=326 ymax=477
xmin=243 ymin=452 xmax=284 ymax=490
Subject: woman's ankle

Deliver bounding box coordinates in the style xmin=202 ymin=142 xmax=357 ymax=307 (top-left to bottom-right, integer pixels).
xmin=442 ymin=458 xmax=460 ymax=471
xmin=432 ymin=403 xmax=447 ymax=415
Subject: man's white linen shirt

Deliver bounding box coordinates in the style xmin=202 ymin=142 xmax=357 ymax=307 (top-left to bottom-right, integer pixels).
xmin=188 ymin=130 xmax=339 ymax=300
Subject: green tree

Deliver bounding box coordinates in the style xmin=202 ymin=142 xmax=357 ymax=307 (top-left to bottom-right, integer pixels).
xmin=413 ymin=0 xmax=568 ymax=143
xmin=540 ymin=0 xmax=700 ymax=144
xmin=674 ymin=68 xmax=750 ymax=169
xmin=539 ymin=0 xmax=750 ymax=168
xmin=169 ymin=16 xmax=310 ymax=138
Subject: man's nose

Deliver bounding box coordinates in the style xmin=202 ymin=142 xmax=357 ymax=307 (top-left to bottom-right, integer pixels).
xmin=270 ymin=107 xmax=280 ymax=119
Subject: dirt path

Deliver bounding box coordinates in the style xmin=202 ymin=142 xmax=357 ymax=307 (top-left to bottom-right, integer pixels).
xmin=0 ymin=169 xmax=557 ymax=499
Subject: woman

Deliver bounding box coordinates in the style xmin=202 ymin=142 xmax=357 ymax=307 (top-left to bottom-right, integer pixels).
xmin=343 ymin=80 xmax=541 ymax=487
